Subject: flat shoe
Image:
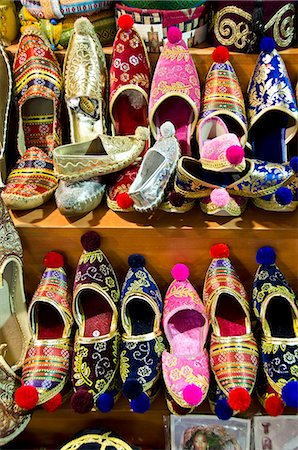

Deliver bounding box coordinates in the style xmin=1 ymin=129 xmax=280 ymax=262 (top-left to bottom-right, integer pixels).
xmin=0 ymin=44 xmax=12 ymax=183
xmin=199 ymin=193 xmax=248 ymax=217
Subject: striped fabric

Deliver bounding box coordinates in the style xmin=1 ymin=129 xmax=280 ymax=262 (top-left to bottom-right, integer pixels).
xmin=20 ymin=0 xmax=111 ymax=19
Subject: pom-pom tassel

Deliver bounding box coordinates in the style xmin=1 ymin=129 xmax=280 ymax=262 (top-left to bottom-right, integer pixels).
xmin=15 ymin=385 xmax=39 ymax=410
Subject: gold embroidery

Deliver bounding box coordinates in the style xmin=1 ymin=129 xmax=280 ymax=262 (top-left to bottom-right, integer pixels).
xmin=60 ymin=432 xmax=134 ymax=450
xmin=264 ymin=4 xmax=295 ymax=48
xmin=213 ymin=6 xmax=254 ymax=50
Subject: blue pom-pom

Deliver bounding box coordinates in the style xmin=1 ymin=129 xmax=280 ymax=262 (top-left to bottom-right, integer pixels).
xmin=215 ymin=398 xmax=233 ymax=420
xmin=275 ymin=186 xmax=293 ymax=206
xmin=282 ymin=380 xmax=298 ymax=408
xmin=128 ymin=254 xmax=145 ymax=269
xmin=50 ymin=18 xmax=58 ymax=25
xmin=122 ymin=378 xmax=143 ymax=400
xmin=290 ymin=156 xmax=298 ymax=173
xmin=51 ymin=44 xmax=56 ymax=51
xmin=260 ymin=37 xmax=276 ymax=54
xmin=256 ymin=247 xmax=276 ymax=266
xmin=130 ymin=392 xmax=150 ymax=413
xmin=96 ymin=392 xmax=114 ymax=413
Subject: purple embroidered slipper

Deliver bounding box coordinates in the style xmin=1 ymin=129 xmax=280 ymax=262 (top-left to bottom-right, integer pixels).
xmin=120 ymin=254 xmax=165 ymax=413
xmin=70 ymin=231 xmax=121 ymax=414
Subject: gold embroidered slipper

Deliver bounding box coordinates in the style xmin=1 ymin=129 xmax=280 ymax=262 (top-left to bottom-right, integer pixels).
xmin=70 ymin=231 xmax=121 ymax=414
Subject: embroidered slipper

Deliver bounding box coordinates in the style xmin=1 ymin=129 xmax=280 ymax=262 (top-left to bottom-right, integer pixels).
xmin=129 ymin=122 xmax=180 ymax=212
xmin=15 ymin=252 xmax=73 ymax=412
xmin=197 ymin=116 xmax=245 ymax=173
xmin=71 ymin=231 xmax=121 ymax=414
xmin=55 ymin=177 xmax=106 ymax=217
xmin=162 ymin=264 xmax=209 ymax=412
xmin=199 ymin=192 xmax=248 ymax=217
xmin=247 ymin=38 xmax=298 ymax=164
xmin=203 ymin=244 xmax=259 ymax=418
xmin=53 ymin=126 xmax=148 ymax=183
xmin=199 ymin=46 xmax=247 ymax=147
xmin=253 ymin=246 xmax=298 ymax=415
xmin=159 ymin=187 xmax=195 ymax=214
xmin=2 ymin=147 xmax=58 ymax=210
xmin=13 ymin=26 xmax=62 ymax=157
xmin=64 ymin=17 xmax=108 ymax=142
xmin=0 ymin=44 xmax=12 ymax=183
xmin=149 ymin=27 xmax=200 ymax=157
xmin=120 ymin=254 xmax=165 ymax=413
xmin=174 ymin=156 xmax=295 ymax=201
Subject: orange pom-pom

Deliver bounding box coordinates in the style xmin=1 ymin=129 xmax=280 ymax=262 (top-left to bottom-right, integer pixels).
xmin=15 ymin=385 xmax=39 ymax=410
xmin=212 ymin=46 xmax=230 ymax=63
xmin=116 ymin=192 xmax=133 ymax=210
xmin=228 ymin=387 xmax=251 ymax=412
xmin=43 ymin=252 xmax=64 ymax=268
xmin=265 ymin=394 xmax=284 ymax=417
xmin=118 ymin=14 xmax=134 ymax=31
xmin=42 ymin=393 xmax=62 ymax=412
xmin=210 ymin=243 xmax=229 ymax=259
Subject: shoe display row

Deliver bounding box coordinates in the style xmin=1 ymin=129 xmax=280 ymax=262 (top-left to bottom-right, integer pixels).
xmin=0 ymin=15 xmax=297 ymax=218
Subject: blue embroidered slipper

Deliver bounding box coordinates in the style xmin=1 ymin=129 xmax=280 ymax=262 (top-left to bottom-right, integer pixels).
xmin=70 ymin=231 xmax=121 ymax=414
xmin=120 ymin=254 xmax=165 ymax=413
xmin=253 ymin=246 xmax=298 ymax=415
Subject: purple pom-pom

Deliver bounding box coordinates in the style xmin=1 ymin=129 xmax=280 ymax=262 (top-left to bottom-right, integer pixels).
xmin=96 ymin=392 xmax=114 ymax=413
xmin=168 ymin=191 xmax=185 ymax=207
xmin=290 ymin=156 xmax=298 ymax=173
xmin=81 ymin=231 xmax=101 ymax=252
xmin=256 ymin=247 xmax=276 ymax=266
xmin=130 ymin=392 xmax=150 ymax=413
xmin=260 ymin=37 xmax=276 ymax=54
xmin=128 ymin=254 xmax=145 ymax=268
xmin=275 ymin=186 xmax=293 ymax=206
xmin=70 ymin=390 xmax=94 ymax=414
xmin=282 ymin=380 xmax=298 ymax=408
xmin=215 ymin=398 xmax=233 ymax=420
xmin=122 ymin=378 xmax=143 ymax=400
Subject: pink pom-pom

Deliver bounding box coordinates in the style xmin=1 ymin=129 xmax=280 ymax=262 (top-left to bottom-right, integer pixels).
xmin=167 ymin=27 xmax=182 ymax=44
xmin=210 ymin=188 xmax=230 ymax=207
xmin=226 ymin=145 xmax=244 ymax=165
xmin=171 ymin=263 xmax=190 ymax=281
xmin=183 ymin=384 xmax=203 ymax=406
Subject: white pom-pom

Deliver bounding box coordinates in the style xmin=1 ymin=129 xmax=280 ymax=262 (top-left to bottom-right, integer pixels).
xmin=160 ymin=121 xmax=175 ymax=138
xmin=135 ymin=126 xmax=149 ymax=141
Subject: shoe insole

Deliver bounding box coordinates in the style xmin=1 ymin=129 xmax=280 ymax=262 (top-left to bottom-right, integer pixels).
xmin=113 ymin=90 xmax=147 ymax=136
xmin=250 ymin=112 xmax=288 ymax=163
xmin=266 ymin=296 xmax=296 ymax=338
xmin=126 ymin=298 xmax=154 ymax=336
xmin=69 ymin=97 xmax=104 ymax=143
xmin=79 ymin=290 xmax=113 ymax=338
xmin=0 ymin=267 xmax=23 ymax=367
xmin=184 ymin=158 xmax=251 ymax=186
xmin=132 ymin=150 xmax=165 ymax=191
xmin=168 ymin=310 xmax=205 ymax=356
xmin=155 ymin=96 xmax=193 ymax=156
xmin=216 ymin=294 xmax=246 ymax=337
xmin=35 ymin=302 xmax=64 ymax=340
xmin=23 ymin=98 xmax=54 ymax=152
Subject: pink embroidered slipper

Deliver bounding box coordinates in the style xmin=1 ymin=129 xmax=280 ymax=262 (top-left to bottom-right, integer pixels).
xmin=149 ymin=27 xmax=200 ymax=157
xmin=162 ymin=264 xmax=209 ymax=412
xmin=197 ymin=116 xmax=245 ymax=173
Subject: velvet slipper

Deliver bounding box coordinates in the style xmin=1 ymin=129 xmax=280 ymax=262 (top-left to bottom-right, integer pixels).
xmin=120 ymin=254 xmax=165 ymax=413
xmin=204 ymin=244 xmax=259 ymax=417
xmin=15 ymin=252 xmax=73 ymax=412
xmin=162 ymin=264 xmax=209 ymax=412
xmin=71 ymin=231 xmax=121 ymax=414
xmin=253 ymin=246 xmax=298 ymax=414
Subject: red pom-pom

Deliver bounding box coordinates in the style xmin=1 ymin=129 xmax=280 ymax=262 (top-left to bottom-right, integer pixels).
xmin=42 ymin=393 xmax=62 ymax=412
xmin=226 ymin=145 xmax=244 ymax=165
xmin=43 ymin=252 xmax=64 ymax=268
xmin=183 ymin=384 xmax=203 ymax=406
xmin=228 ymin=387 xmax=251 ymax=412
xmin=167 ymin=26 xmax=182 ymax=44
xmin=116 ymin=192 xmax=133 ymax=210
xmin=70 ymin=389 xmax=94 ymax=414
xmin=171 ymin=263 xmax=190 ymax=281
xmin=265 ymin=394 xmax=284 ymax=417
xmin=118 ymin=14 xmax=134 ymax=31
xmin=81 ymin=231 xmax=100 ymax=252
xmin=15 ymin=385 xmax=39 ymax=410
xmin=212 ymin=46 xmax=230 ymax=63
xmin=210 ymin=243 xmax=229 ymax=259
